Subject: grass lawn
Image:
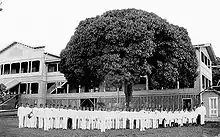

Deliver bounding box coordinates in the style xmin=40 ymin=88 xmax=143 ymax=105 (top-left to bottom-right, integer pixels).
xmin=0 ymin=116 xmax=220 ymax=137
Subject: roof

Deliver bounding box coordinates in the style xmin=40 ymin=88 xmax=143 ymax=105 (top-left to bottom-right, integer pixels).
xmin=200 ymin=87 xmax=220 ymax=95
xmin=44 ymin=52 xmax=61 ymax=64
xmin=44 ymin=52 xmax=60 ymax=58
xmin=194 ymin=43 xmax=217 ymax=63
xmin=0 ymin=42 xmax=45 ymax=54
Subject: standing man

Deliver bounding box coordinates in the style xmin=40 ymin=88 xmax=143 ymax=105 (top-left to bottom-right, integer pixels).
xmin=17 ymin=103 xmax=25 ymax=128
xmin=139 ymin=107 xmax=146 ymax=131
xmin=100 ymin=107 xmax=106 ymax=132
xmin=62 ymin=105 xmax=68 ymax=130
xmin=32 ymin=104 xmax=38 ymax=128
xmin=199 ymin=102 xmax=206 ymax=125
xmin=38 ymin=104 xmax=44 ymax=129
xmin=25 ymin=103 xmax=32 ymax=128
xmin=44 ymin=104 xmax=50 ymax=131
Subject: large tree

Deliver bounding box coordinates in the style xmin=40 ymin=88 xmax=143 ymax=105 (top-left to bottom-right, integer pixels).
xmin=60 ymin=8 xmax=198 ymax=108
xmin=212 ymin=57 xmax=220 ymax=86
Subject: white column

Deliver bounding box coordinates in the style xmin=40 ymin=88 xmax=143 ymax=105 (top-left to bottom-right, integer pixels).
xmin=67 ymin=83 xmax=69 ymax=93
xmin=79 ymin=85 xmax=81 ymax=93
xmin=30 ymin=61 xmax=32 ymax=72
xmin=26 ymin=83 xmax=28 ymax=94
xmin=17 ymin=84 xmax=20 ymax=94
xmin=145 ymin=75 xmax=148 ymax=90
xmin=117 ymin=87 xmax=119 ymax=104
xmin=19 ymin=62 xmax=21 ymax=73
xmin=30 ymin=83 xmax=32 ymax=94
xmin=2 ymin=64 xmax=4 ymax=75
xmin=177 ymin=81 xmax=179 ymax=89
xmin=27 ymin=62 xmax=29 ymax=73
xmin=9 ymin=64 xmax=11 ymax=74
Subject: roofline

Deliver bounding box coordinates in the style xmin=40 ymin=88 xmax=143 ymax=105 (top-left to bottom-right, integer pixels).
xmin=200 ymin=88 xmax=220 ymax=95
xmin=44 ymin=52 xmax=60 ymax=58
xmin=194 ymin=43 xmax=217 ymax=63
xmin=0 ymin=42 xmax=45 ymax=54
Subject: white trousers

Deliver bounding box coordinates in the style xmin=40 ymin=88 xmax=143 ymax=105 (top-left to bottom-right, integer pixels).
xmin=201 ymin=115 xmax=205 ymax=125
xmin=44 ymin=117 xmax=50 ymax=131
xmin=18 ymin=116 xmax=24 ymax=128
xmin=72 ymin=117 xmax=76 ymax=129
xmin=63 ymin=117 xmax=67 ymax=129
xmin=39 ymin=117 xmax=44 ymax=129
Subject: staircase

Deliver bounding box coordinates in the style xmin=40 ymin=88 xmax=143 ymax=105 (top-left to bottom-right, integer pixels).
xmin=47 ymin=84 xmax=56 ymax=94
xmin=0 ymin=94 xmax=20 ymax=110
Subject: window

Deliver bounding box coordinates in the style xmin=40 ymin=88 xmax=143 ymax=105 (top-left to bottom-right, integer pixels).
xmin=4 ymin=64 xmax=10 ymax=74
xmin=47 ymin=82 xmax=56 ymax=90
xmin=206 ymin=78 xmax=209 ymax=89
xmin=27 ymin=83 xmax=30 ymax=94
xmin=205 ymin=56 xmax=208 ymax=66
xmin=201 ymin=52 xmax=205 ymax=62
xmin=208 ymin=80 xmax=211 ymax=87
xmin=208 ymin=59 xmax=211 ymax=69
xmin=201 ymin=52 xmax=211 ymax=69
xmin=11 ymin=63 xmax=20 ymax=74
xmin=202 ymin=75 xmax=211 ymax=89
xmin=182 ymin=98 xmax=192 ymax=111
xmin=0 ymin=64 xmax=3 ymax=75
xmin=31 ymin=83 xmax=38 ymax=94
xmin=20 ymin=83 xmax=27 ymax=94
xmin=48 ymin=63 xmax=57 ymax=72
xmin=32 ymin=60 xmax=40 ymax=72
xmin=21 ymin=62 xmax=28 ymax=73
xmin=209 ymin=97 xmax=218 ymax=117
xmin=28 ymin=61 xmax=31 ymax=72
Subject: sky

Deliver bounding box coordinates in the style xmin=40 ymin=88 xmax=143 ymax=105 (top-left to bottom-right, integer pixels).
xmin=0 ymin=0 xmax=220 ymax=57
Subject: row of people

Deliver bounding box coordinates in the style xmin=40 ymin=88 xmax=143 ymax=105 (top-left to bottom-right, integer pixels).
xmin=17 ymin=103 xmax=206 ymax=132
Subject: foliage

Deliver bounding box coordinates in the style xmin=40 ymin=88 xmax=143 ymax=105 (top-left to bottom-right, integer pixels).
xmin=212 ymin=57 xmax=220 ymax=86
xmin=0 ymin=83 xmax=6 ymax=97
xmin=60 ymin=8 xmax=198 ymax=107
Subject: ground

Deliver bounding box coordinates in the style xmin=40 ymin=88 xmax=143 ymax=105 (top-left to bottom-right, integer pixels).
xmin=0 ymin=116 xmax=220 ymax=137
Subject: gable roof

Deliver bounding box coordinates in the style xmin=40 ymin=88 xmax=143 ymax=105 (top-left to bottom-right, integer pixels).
xmin=200 ymin=87 xmax=220 ymax=95
xmin=194 ymin=43 xmax=216 ymax=63
xmin=44 ymin=52 xmax=60 ymax=59
xmin=0 ymin=42 xmax=45 ymax=55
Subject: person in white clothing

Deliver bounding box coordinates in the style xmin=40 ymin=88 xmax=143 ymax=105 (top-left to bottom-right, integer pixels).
xmin=44 ymin=104 xmax=50 ymax=131
xmin=37 ymin=104 xmax=44 ymax=129
xmin=199 ymin=102 xmax=206 ymax=125
xmin=100 ymin=107 xmax=106 ymax=132
xmin=17 ymin=103 xmax=25 ymax=128
xmin=61 ymin=105 xmax=68 ymax=129
xmin=25 ymin=103 xmax=32 ymax=128
xmin=133 ymin=108 xmax=140 ymax=129
xmin=139 ymin=107 xmax=146 ymax=131
xmin=32 ymin=104 xmax=38 ymax=128
xmin=129 ymin=108 xmax=135 ymax=129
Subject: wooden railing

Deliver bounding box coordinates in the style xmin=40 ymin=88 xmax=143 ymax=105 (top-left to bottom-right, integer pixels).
xmin=47 ymin=84 xmax=56 ymax=94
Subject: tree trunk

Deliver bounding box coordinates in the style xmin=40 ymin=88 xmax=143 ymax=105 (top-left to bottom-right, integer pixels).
xmin=124 ymin=82 xmax=133 ymax=109
xmin=84 ymin=83 xmax=89 ymax=93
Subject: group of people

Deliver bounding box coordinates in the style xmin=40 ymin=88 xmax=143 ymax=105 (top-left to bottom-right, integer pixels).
xmin=17 ymin=102 xmax=206 ymax=132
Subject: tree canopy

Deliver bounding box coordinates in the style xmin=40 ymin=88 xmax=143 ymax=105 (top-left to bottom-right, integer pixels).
xmin=212 ymin=57 xmax=220 ymax=86
xmin=60 ymin=8 xmax=198 ymax=107
xmin=0 ymin=83 xmax=6 ymax=98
